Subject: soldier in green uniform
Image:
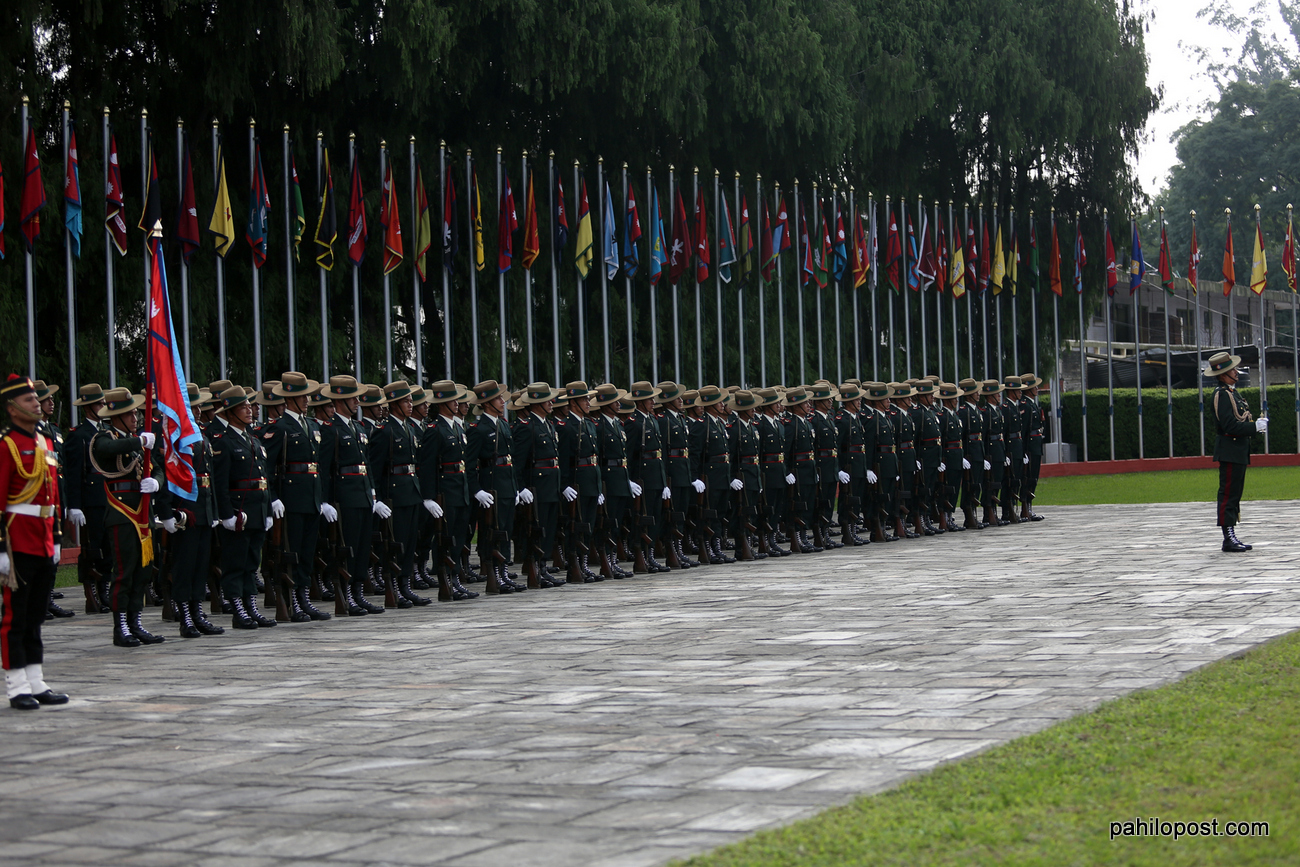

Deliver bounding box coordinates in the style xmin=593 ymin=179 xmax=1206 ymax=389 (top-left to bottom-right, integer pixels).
xmin=910 ymin=381 xmax=942 ymax=536
xmin=957 ymin=379 xmax=986 ymax=529
xmin=65 ymin=383 xmax=110 ymax=613
xmin=557 ymin=382 xmax=602 ymax=582
xmin=625 ymin=382 xmax=666 ymax=572
xmin=592 ymin=384 xmax=633 ymax=578
xmin=1205 ymin=352 xmax=1267 ymax=551
xmin=781 ymin=387 xmax=818 ymax=552
xmin=888 ymin=383 xmax=919 ymax=539
xmin=369 ymin=381 xmax=431 ymax=607
xmin=513 ymin=383 xmax=564 ymax=586
xmin=862 ymin=383 xmax=897 ymax=542
xmin=465 ymin=380 xmax=522 ymax=594
xmin=91 ymin=388 xmax=170 ymax=646
xmin=806 ymin=383 xmax=841 ymax=550
xmin=980 ymin=380 xmax=1007 ymax=526
xmin=693 ymin=385 xmax=734 ymax=564
xmin=1000 ymin=375 xmax=1025 ymax=525
xmin=726 ymin=390 xmax=763 ymax=558
xmin=753 ymin=388 xmax=789 ymax=555
xmin=834 ymin=383 xmax=868 ymax=546
xmin=655 ymin=382 xmax=696 ymax=569
xmin=1018 ymin=373 xmax=1046 ymax=521
xmin=164 ymin=384 xmax=223 ymax=637
xmin=937 ymin=382 xmax=968 ymax=533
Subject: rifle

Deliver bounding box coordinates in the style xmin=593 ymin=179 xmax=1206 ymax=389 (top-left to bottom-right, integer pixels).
xmin=326 ymin=516 xmax=352 ymax=616
xmin=156 ymin=517 xmax=177 ymax=620
xmin=380 ymin=515 xmax=402 ymax=608
xmin=476 ymin=491 xmax=509 ymax=594
xmin=696 ymin=488 xmax=717 ymax=560
xmin=735 ymin=483 xmax=757 ymax=561
xmin=208 ymin=528 xmax=224 ymax=613
xmin=565 ymin=499 xmax=583 ymax=583
xmin=268 ymin=517 xmax=295 ymax=622
xmin=517 ymin=499 xmax=543 ymax=589
xmin=661 ymin=491 xmax=683 ymax=568
xmin=629 ymin=494 xmax=651 ymax=573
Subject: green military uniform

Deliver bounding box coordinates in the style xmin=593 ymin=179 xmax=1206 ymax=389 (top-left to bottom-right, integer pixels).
xmin=958 ymin=381 xmax=986 ymax=528
xmin=863 ymin=383 xmax=898 ymax=540
xmin=211 ymin=389 xmax=275 ymax=629
xmin=513 ymin=385 xmax=564 ymax=583
xmin=167 ymin=385 xmax=223 ymax=636
xmin=65 ymin=385 xmax=110 ymax=612
xmin=1206 ymin=352 xmax=1262 ymax=548
xmin=834 ymin=385 xmax=868 ymax=545
xmin=756 ymin=393 xmax=789 ymax=554
xmin=626 ymin=383 xmax=667 ymax=568
xmin=318 ymin=376 xmax=383 ymax=615
xmin=657 ymin=384 xmax=695 ymax=567
xmin=938 ymin=384 xmax=967 ymax=531
xmin=693 ymin=387 xmax=733 ymax=563
xmin=889 ymin=386 xmax=918 ymax=538
xmin=557 ymin=390 xmax=601 ymax=582
xmin=1020 ymin=373 xmax=1046 ymax=520
xmin=1000 ymin=376 xmax=1026 ymax=523
xmin=593 ymin=386 xmax=633 ymax=578
xmin=910 ymin=384 xmax=942 ymax=535
xmin=808 ymin=386 xmax=840 ymax=548
xmin=727 ymin=400 xmax=762 ymax=556
xmin=782 ymin=390 xmax=818 ymax=551
xmin=980 ymin=381 xmax=1007 ymax=525
xmin=369 ymin=381 xmax=428 ymax=607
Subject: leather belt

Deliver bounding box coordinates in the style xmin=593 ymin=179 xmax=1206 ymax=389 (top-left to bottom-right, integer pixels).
xmin=966 ymin=434 xmax=983 ymax=441
xmin=577 ymin=459 xmax=598 ymax=468
xmin=286 ymin=461 xmax=318 ymax=473
xmin=643 ymin=449 xmax=662 ymax=459
xmin=667 ymin=448 xmax=689 ymax=457
xmin=197 ymin=474 xmax=211 ymax=488
xmin=1029 ymin=432 xmax=1044 ymax=438
xmin=391 ymin=464 xmax=417 ymax=475
xmin=739 ymin=456 xmax=759 ymax=465
xmin=340 ymin=464 xmax=368 ymax=476
xmin=898 ymin=440 xmax=914 ymax=450
xmin=5 ymin=503 xmax=55 ymax=518
xmin=108 ymin=481 xmax=139 ymax=493
xmin=708 ymin=454 xmax=729 ymax=463
xmin=793 ymin=451 xmax=814 ymax=462
xmin=1008 ymin=432 xmax=1022 ymax=439
xmin=605 ymin=459 xmax=627 ymax=468
xmin=944 ymin=441 xmax=963 ymax=449
xmin=921 ymin=437 xmax=940 ymax=444
xmin=534 ymin=459 xmax=559 ymax=469
xmin=987 ymin=434 xmax=1003 ymax=441
xmin=878 ymin=445 xmax=896 ymax=453
xmin=440 ymin=461 xmax=466 ymax=474
xmin=494 ymin=455 xmax=513 ymax=466
xmin=233 ymin=479 xmax=267 ymax=491
xmin=848 ymin=447 xmax=865 ymax=454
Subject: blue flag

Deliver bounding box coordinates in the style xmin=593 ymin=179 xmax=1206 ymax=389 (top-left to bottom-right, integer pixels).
xmin=832 ymin=206 xmax=847 ymax=283
xmin=1129 ymin=221 xmax=1145 ymax=295
xmin=649 ymin=188 xmax=667 ymax=286
xmin=718 ymin=194 xmax=737 ymax=283
xmin=64 ymin=128 xmax=83 ymax=258
xmin=603 ymin=182 xmax=618 ymax=281
xmin=622 ymin=184 xmax=641 ymax=278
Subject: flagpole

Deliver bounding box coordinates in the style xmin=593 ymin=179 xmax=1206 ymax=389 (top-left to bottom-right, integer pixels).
xmin=214 ymin=121 xmax=228 ymax=380
xmin=902 ymin=195 xmax=911 ymax=378
xmin=60 ymin=101 xmax=76 ymax=422
xmin=814 ymin=182 xmax=825 ymax=378
xmin=1159 ymin=206 xmax=1172 ymax=457
xmin=670 ymin=165 xmax=679 ymax=382
xmin=1191 ymin=210 xmax=1204 ymax=456
xmin=178 ymin=120 xmax=191 ymax=376
xmin=467 ymin=148 xmax=479 ymax=384
xmin=624 ymin=162 xmax=633 ymax=382
xmin=886 ymin=195 xmax=895 ymax=381
xmin=105 ymin=108 xmax=118 ymax=388
xmin=796 ymin=180 xmax=806 ymax=382
xmin=141 ymin=110 xmax=150 ymax=370
xmin=551 ymin=152 xmax=561 ymax=382
xmin=438 ymin=141 xmax=450 ymax=378
xmin=917 ymin=194 xmax=925 ymax=377
xmin=735 ymin=171 xmax=743 ymax=387
xmin=965 ymin=204 xmax=973 ymax=378
xmin=851 ymin=188 xmax=860 ymax=380
xmin=249 ymin=120 xmax=263 ymax=390
xmin=776 ymin=181 xmax=786 ymax=383
xmin=648 ymin=167 xmax=658 ymax=383
xmin=383 ymin=141 xmax=394 ymax=382
xmin=694 ymin=166 xmax=703 ymax=386
xmin=1227 ymin=209 xmax=1236 ymax=358
xmin=1011 ymin=206 xmax=1019 ymax=376
xmin=715 ymin=168 xmax=724 ymax=386
xmin=498 ymin=146 xmax=508 ymax=384
xmin=933 ymin=199 xmax=942 ymax=381
xmin=600 ymin=157 xmax=612 ymax=384
xmin=317 ymin=131 xmax=325 ymax=379
xmin=1050 ymin=207 xmax=1062 ymax=459
xmin=283 ymin=124 xmax=295 ymax=371
xmin=1031 ymin=208 xmax=1039 ymax=378
xmin=1288 ymin=204 xmax=1296 ymax=455
xmin=527 ymin=151 xmax=536 ymax=383
xmin=1256 ymin=203 xmax=1268 ymax=453
xmin=996 ymin=210 xmax=1004 ymax=380
xmin=1133 ymin=211 xmax=1144 ymax=460
xmin=833 ymin=187 xmax=842 ymax=384
xmin=1077 ymin=211 xmax=1088 ymax=462
xmin=346 ymin=134 xmax=360 ymax=380
xmin=1105 ymin=209 xmax=1116 ymax=460
xmin=575 ymin=159 xmax=587 ymax=383
xmin=949 ymin=201 xmax=957 ymax=381
xmin=412 ymin=137 xmax=423 ymax=384
xmin=758 ymin=175 xmax=767 ymax=385
xmin=870 ymin=194 xmax=879 ymax=379
xmin=980 ymin=203 xmax=990 ymax=379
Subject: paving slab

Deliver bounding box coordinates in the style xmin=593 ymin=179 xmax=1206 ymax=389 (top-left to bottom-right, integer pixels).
xmin=6 ymin=503 xmax=1300 ymax=865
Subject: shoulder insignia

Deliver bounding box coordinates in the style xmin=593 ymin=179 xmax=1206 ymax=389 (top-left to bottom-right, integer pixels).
xmin=263 ymin=431 xmax=275 ymax=439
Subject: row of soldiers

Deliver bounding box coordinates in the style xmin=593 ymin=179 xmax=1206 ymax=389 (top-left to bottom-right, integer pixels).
xmin=46 ymin=367 xmax=1045 ymax=646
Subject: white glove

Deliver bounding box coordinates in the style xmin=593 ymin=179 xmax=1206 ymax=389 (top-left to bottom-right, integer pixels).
xmin=598 ymin=493 xmax=605 ymax=506
xmin=139 ymin=477 xmax=160 ymax=494
xmin=836 ymin=471 xmax=850 ymax=484
xmin=211 ymin=519 xmax=220 ymax=528
xmin=562 ymin=486 xmax=578 ymax=502
xmin=866 ymin=470 xmax=878 ymax=484
xmin=264 ymin=516 xmax=273 ymax=531
xmin=139 ymin=431 xmax=156 ymax=450
xmin=1256 ymin=417 xmax=1269 ymax=432
xmin=52 ymin=544 xmax=61 ymax=564
xmin=474 ymin=490 xmax=494 ymax=508
xmin=730 ymin=478 xmax=745 ymax=491
xmin=692 ymin=479 xmax=706 ymax=493
xmin=271 ymin=499 xmax=286 ymax=519
xmin=320 ymin=503 xmax=338 ymax=523
xmin=519 ymin=487 xmax=536 ymax=504
xmin=938 ymin=463 xmax=946 ymax=473
xmin=67 ymin=508 xmax=86 ymax=527
xmin=426 ymin=499 xmax=445 ymax=518
xmin=0 ymin=553 xmax=9 ymax=575
xmin=1005 ymin=457 xmax=1011 ymax=467
xmin=161 ymin=518 xmax=178 ymax=534
xmin=220 ymin=515 xmax=238 ymax=530
xmin=628 ymin=482 xmax=642 ymax=498
xmin=785 ymin=473 xmax=796 ymax=485
xmin=963 ymin=458 xmax=971 ymax=470
xmin=373 ymin=500 xmax=393 ymax=519
xmin=916 ymin=460 xmax=922 ymax=471
xmin=661 ymin=486 xmax=671 ymax=501
xmin=1023 ymin=455 xmax=1030 ymax=465
xmin=983 ymin=460 xmax=991 ymax=471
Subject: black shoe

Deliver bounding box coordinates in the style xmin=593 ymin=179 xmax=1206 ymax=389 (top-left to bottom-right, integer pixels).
xmin=352 ymin=584 xmax=385 ymax=614
xmin=31 ymin=689 xmax=69 ymax=705
xmin=449 ymin=574 xmax=479 ymax=600
xmin=243 ymin=596 xmax=277 ymax=627
xmin=113 ymin=613 xmax=143 ymax=646
xmin=297 ymin=587 xmax=333 ymax=620
xmin=47 ymin=601 xmax=75 ymax=619
xmin=9 ymin=694 xmax=39 ymax=710
xmin=128 ymin=612 xmax=165 ymax=645
xmin=341 ymin=582 xmax=369 ymax=616
xmin=190 ymin=601 xmax=225 ymax=635
xmin=1222 ymin=526 xmax=1252 ymax=552
xmin=230 ymin=597 xmax=259 ymax=629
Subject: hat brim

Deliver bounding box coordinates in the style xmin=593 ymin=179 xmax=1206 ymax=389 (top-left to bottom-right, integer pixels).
xmin=592 ymin=390 xmax=626 ymax=407
xmin=629 ymin=387 xmax=663 ymax=401
xmin=254 ymin=393 xmax=286 ymax=406
xmin=520 ymin=388 xmax=563 ymax=404
xmin=72 ymin=394 xmax=106 ymax=407
xmin=696 ymin=393 xmax=727 ymax=407
xmin=37 ymin=385 xmax=61 ymax=399
xmin=271 ymin=381 xmax=322 ymax=398
xmin=782 ymin=394 xmax=810 ymax=407
xmin=1203 ymin=355 xmax=1242 ymax=377
xmin=1018 ymin=376 xmax=1043 ymax=389
xmin=980 ymin=384 xmax=1005 ymax=395
xmin=322 ymin=385 xmax=368 ymax=400
xmin=99 ymin=394 xmax=146 ymax=417
xmin=218 ymin=393 xmax=253 ymax=412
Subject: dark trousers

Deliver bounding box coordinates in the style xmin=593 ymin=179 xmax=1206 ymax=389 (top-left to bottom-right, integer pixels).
xmin=2 ymin=551 xmax=55 ymax=670
xmin=637 ymin=493 xmax=662 ymax=549
xmin=667 ymin=486 xmax=693 ymax=543
xmin=442 ymin=503 xmax=470 ymax=568
xmin=1025 ymin=454 xmax=1042 ymax=502
xmin=170 ymin=525 xmax=212 ymax=602
xmin=763 ymin=482 xmax=787 ymax=532
xmin=962 ymin=461 xmax=983 ymax=511
xmin=286 ymin=512 xmax=321 ymax=590
xmin=1217 ymin=461 xmax=1248 ymax=526
xmin=219 ymin=527 xmax=265 ymax=598
xmin=76 ymin=506 xmax=108 ymax=586
xmin=789 ymin=482 xmax=816 ymax=528
xmin=707 ymin=486 xmax=729 ymax=538
xmin=107 ymin=524 xmax=150 ymax=613
xmin=388 ymin=504 xmax=419 ymax=579
xmin=339 ymin=506 xmax=373 ymax=584
xmin=601 ymin=495 xmax=629 ymax=552
xmin=985 ymin=445 xmax=1006 ymax=508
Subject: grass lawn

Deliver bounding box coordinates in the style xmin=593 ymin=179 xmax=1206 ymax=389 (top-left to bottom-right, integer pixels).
xmin=677 ymin=632 xmax=1300 ymax=867
xmin=1034 ymin=465 xmax=1300 ymax=506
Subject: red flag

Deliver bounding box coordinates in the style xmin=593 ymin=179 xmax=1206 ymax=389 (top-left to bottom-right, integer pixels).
xmin=1282 ymin=213 xmax=1295 ymax=293
xmin=978 ymin=219 xmax=990 ymax=293
xmin=1105 ymin=224 xmax=1117 ymax=296
xmin=1222 ymin=216 xmax=1236 ymax=296
xmin=105 ymin=134 xmax=128 ymax=255
xmin=441 ymin=162 xmax=458 ymax=274
xmin=775 ymin=194 xmax=791 ymax=253
xmin=964 ymin=219 xmax=978 ymax=292
xmin=669 ymin=187 xmax=691 ymax=283
xmin=497 ymin=168 xmax=517 ymax=273
xmin=521 ymin=171 xmax=540 ymax=271
xmin=175 ymin=140 xmax=200 ymax=264
xmin=694 ymin=186 xmax=710 ymax=283
xmin=800 ymin=209 xmax=814 ymax=286
xmin=145 ymin=233 xmax=203 ymax=501
xmin=347 ymin=155 xmax=367 ymax=267
xmin=885 ymin=204 xmax=901 ymax=292
xmin=760 ymin=200 xmax=775 ymax=283
xmin=935 ymin=222 xmax=948 ymax=294
xmin=917 ymin=214 xmax=936 ymax=290
xmin=381 ymin=160 xmax=403 ymax=275
xmin=1049 ymin=219 xmax=1063 ymax=296
xmin=20 ymin=128 xmax=45 ymax=252
xmin=852 ymin=210 xmax=868 ymax=289
xmin=414 ymin=161 xmax=432 ymax=281
xmin=1188 ymin=220 xmax=1201 ymax=295
xmin=1158 ymin=222 xmax=1174 ymax=293
xmin=816 ymin=204 xmax=831 ymax=288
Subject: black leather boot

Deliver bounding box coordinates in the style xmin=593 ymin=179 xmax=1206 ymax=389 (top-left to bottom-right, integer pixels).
xmin=47 ymin=589 xmax=75 ymax=619
xmin=230 ymin=597 xmax=259 ymax=629
xmin=449 ymin=567 xmax=480 ymax=600
xmin=498 ymin=562 xmax=526 ymax=593
xmin=712 ymin=538 xmax=736 ymax=563
xmin=128 ymin=611 xmax=165 ymax=644
xmin=297 ymin=585 xmax=332 ymax=620
xmin=341 ymin=581 xmax=368 ymax=615
xmin=112 ymin=612 xmax=142 ymax=647
xmin=286 ymin=585 xmax=312 ymax=622
xmin=191 ymin=600 xmax=225 ymax=634
xmin=177 ymin=599 xmax=202 ymax=638
xmin=1222 ymin=525 xmax=1252 ymax=552
xmin=243 ymin=595 xmax=277 ymax=627
xmin=352 ymin=581 xmax=385 ymax=613
xmin=400 ymin=574 xmax=432 ymax=606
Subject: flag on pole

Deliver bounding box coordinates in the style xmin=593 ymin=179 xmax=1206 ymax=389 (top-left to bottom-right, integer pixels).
xmin=20 ymin=128 xmax=45 ymax=253
xmin=603 ymin=181 xmax=618 ymax=281
xmin=246 ymin=144 xmax=270 ymax=269
xmin=1282 ymin=211 xmax=1295 ymax=293
xmin=1129 ymin=220 xmax=1146 ymax=295
xmin=800 ymin=210 xmax=815 ymax=287
xmin=106 ymin=134 xmax=128 ymax=255
xmin=1074 ymin=221 xmax=1087 ymax=294
xmin=950 ymin=216 xmax=966 ymax=298
xmin=964 ymin=219 xmax=978 ymax=293
xmin=136 ymin=138 xmax=161 ymax=241
xmin=470 ymin=169 xmax=484 ymax=271
xmin=1250 ymin=218 xmax=1268 ymax=295
xmin=1007 ymin=226 xmax=1018 ymax=295
xmin=649 ymin=187 xmax=667 ymax=286
xmin=978 ymin=220 xmax=990 ymax=293
xmin=885 ymin=205 xmax=901 ymax=293
xmin=290 ymin=155 xmax=306 ymax=263
xmin=669 ymin=187 xmax=690 ymax=283
xmin=553 ymin=171 xmax=569 ymax=267
xmin=621 ymin=183 xmax=641 ymax=277
xmin=832 ymin=206 xmax=847 ymax=283
xmin=737 ymin=195 xmax=753 ymax=285
xmin=574 ymin=176 xmax=593 ymax=279
xmin=852 ymin=210 xmax=868 ymax=289
xmin=916 ymin=211 xmax=936 ymax=291
xmin=774 ymin=194 xmax=790 ymax=255
xmin=440 ymin=161 xmax=457 ymax=274
xmin=1048 ymin=218 xmax=1063 ymax=296
xmin=497 ymin=168 xmax=517 ymax=274
xmin=693 ymin=186 xmax=710 ymax=283
xmin=905 ymin=212 xmax=920 ymax=292
xmin=521 ymin=170 xmax=539 ymax=272
xmin=64 ymin=128 xmax=83 ymax=258
xmin=718 ymin=194 xmax=737 ymax=283
xmin=312 ymin=147 xmax=336 ymax=270
xmin=381 ymin=160 xmax=403 ymax=275
xmin=209 ymin=145 xmax=236 ymax=259
xmin=1158 ymin=221 xmax=1174 ymax=294
xmin=936 ymin=220 xmax=948 ymax=294
xmin=145 ymin=233 xmax=202 ymax=501
xmin=1222 ymin=214 xmax=1235 ymax=295
xmin=814 ymin=203 xmax=831 ymax=288
xmin=176 ymin=141 xmax=200 ymax=264
xmin=346 ymin=152 xmax=367 ymax=267
xmin=868 ymin=201 xmax=878 ymax=290
xmin=1104 ymin=223 xmax=1117 ymax=296
xmin=414 ymin=161 xmax=432 ymax=280
xmin=760 ymin=199 xmax=775 ymax=284
xmin=1187 ymin=218 xmax=1200 ymax=295
xmin=991 ymin=224 xmax=1004 ymax=295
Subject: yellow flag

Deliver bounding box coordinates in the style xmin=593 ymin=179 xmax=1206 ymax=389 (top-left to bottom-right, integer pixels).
xmin=1008 ymin=236 xmax=1018 ymax=296
xmin=473 ymin=175 xmax=485 ymax=271
xmin=574 ymin=178 xmax=594 ymax=279
xmin=1250 ymin=221 xmax=1268 ymax=295
xmin=950 ymin=237 xmax=965 ymax=298
xmin=991 ymin=226 xmax=1005 ymax=295
xmin=207 ymin=146 xmax=234 ymax=258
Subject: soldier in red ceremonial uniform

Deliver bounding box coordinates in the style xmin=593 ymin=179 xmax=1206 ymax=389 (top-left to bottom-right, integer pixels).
xmin=0 ymin=375 xmax=69 ymax=710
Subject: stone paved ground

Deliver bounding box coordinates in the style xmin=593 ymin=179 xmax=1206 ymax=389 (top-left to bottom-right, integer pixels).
xmin=4 ymin=503 xmax=1299 ymax=867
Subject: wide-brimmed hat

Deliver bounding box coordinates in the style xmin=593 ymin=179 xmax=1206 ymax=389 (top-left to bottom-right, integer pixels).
xmin=1018 ymin=372 xmax=1043 ymax=389
xmin=208 ymin=380 xmax=234 ymax=399
xmin=383 ymin=380 xmax=414 ymax=402
xmin=654 ymin=381 xmax=683 ymax=403
xmin=308 ymin=391 xmax=334 ymax=408
xmin=783 ymin=387 xmax=810 ymax=407
xmin=912 ymin=380 xmax=935 ymax=396
xmin=592 ymin=383 xmax=625 ymax=407
xmin=72 ymin=383 xmax=106 ymax=406
xmin=470 ymin=380 xmax=505 ymax=404
xmin=923 ymin=374 xmax=941 ymax=384
xmin=1003 ymin=375 xmax=1023 ymax=390
xmin=808 ymin=382 xmax=838 ymax=402
xmin=979 ymin=379 xmax=1004 ymax=396
xmin=730 ymin=389 xmax=760 ymax=410
xmin=682 ymin=389 xmax=699 ymax=408
xmin=958 ymin=378 xmax=981 ymax=396
xmin=889 ymin=382 xmax=914 ymax=399
xmin=1203 ymin=351 xmax=1242 ymax=378
xmin=98 ymin=387 xmax=145 ymax=418
xmin=563 ymin=380 xmax=596 ymax=401
xmin=321 ymin=375 xmax=367 ymax=400
xmin=408 ymin=386 xmax=428 ymax=407
xmin=33 ymin=380 xmax=59 ymax=400
xmin=863 ymin=382 xmax=891 ymax=401
xmin=255 ymin=381 xmax=286 ymax=406
xmin=696 ymin=385 xmax=726 ymax=406
xmin=628 ymin=381 xmax=661 ymax=402
xmin=454 ymin=383 xmax=472 ymax=402
xmin=424 ymin=380 xmax=459 ymax=404
xmin=271 ymin=372 xmax=320 ymax=399
xmin=754 ymin=387 xmax=783 ymax=407
xmin=358 ymin=385 xmax=389 ymax=408
xmin=520 ymin=382 xmax=562 ymax=404
xmin=938 ymin=382 xmax=960 ymax=399
xmin=216 ymin=385 xmax=251 ymax=412
xmin=616 ymin=396 xmax=637 ymax=414
xmin=836 ymin=383 xmax=863 ymax=402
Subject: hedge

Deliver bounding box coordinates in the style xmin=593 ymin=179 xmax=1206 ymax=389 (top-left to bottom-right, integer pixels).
xmin=1047 ymin=386 xmax=1300 ymax=460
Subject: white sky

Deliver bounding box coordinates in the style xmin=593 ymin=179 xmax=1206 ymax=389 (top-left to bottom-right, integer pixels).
xmin=1135 ymin=0 xmax=1289 ymax=194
